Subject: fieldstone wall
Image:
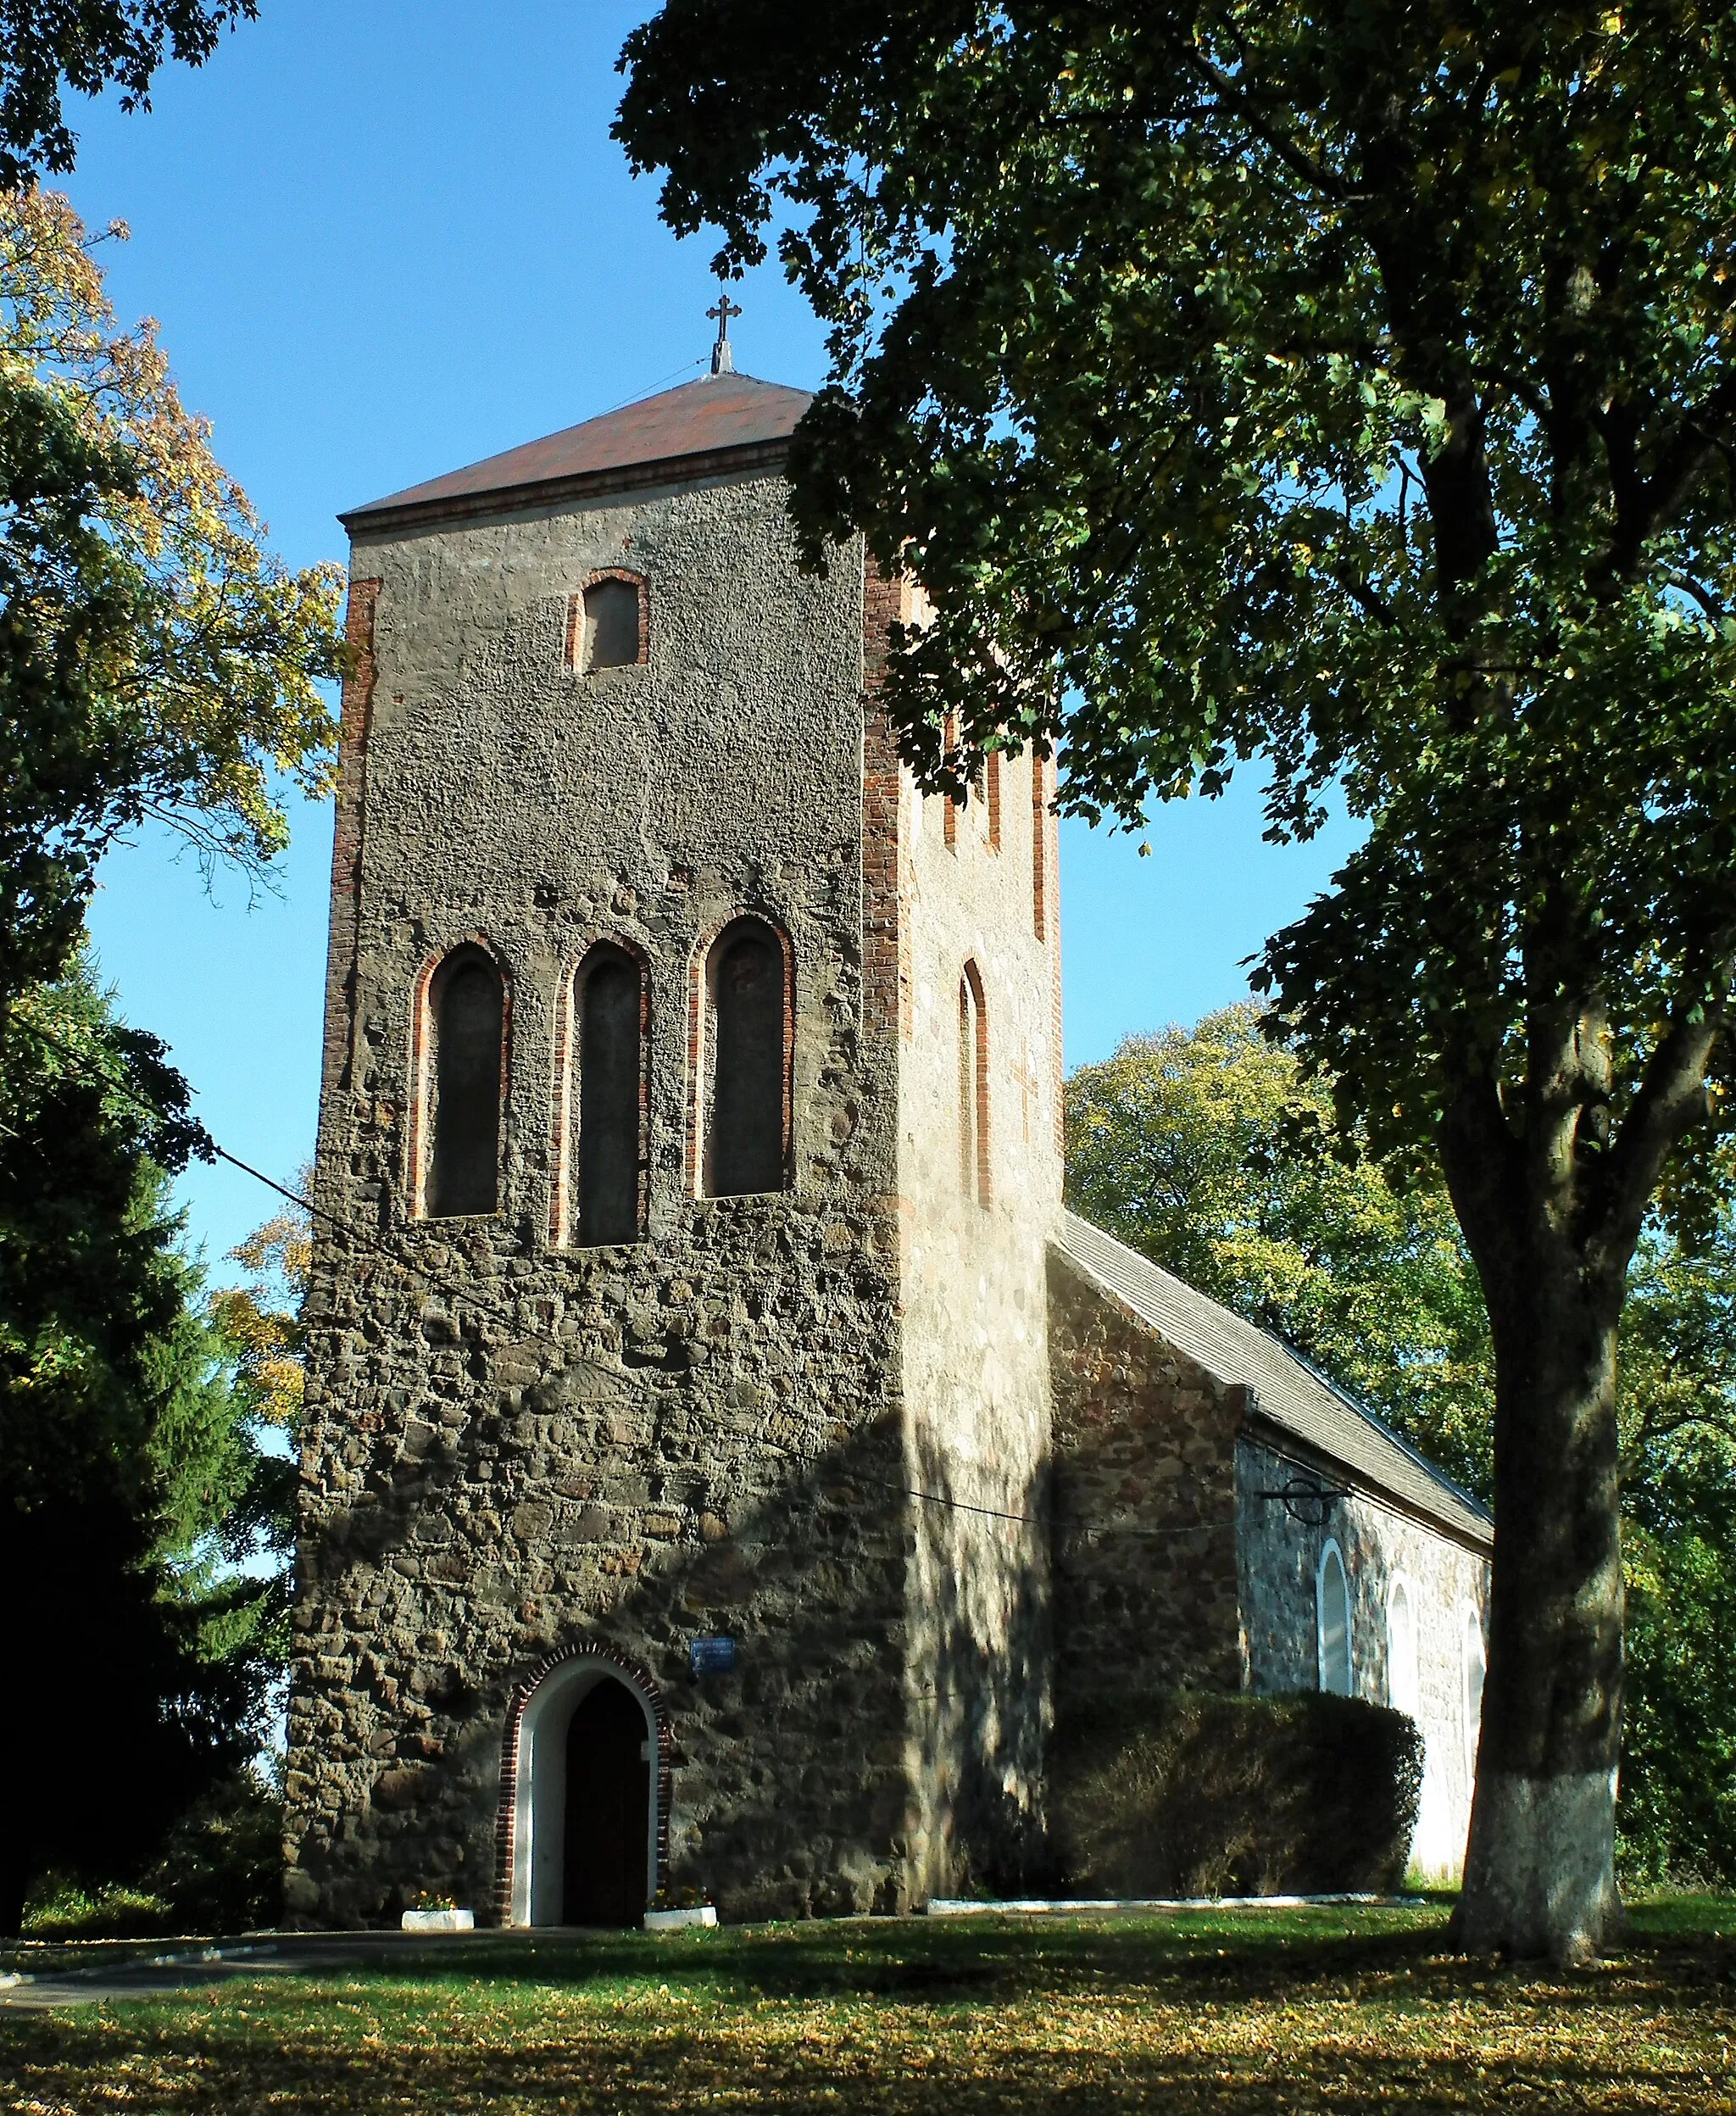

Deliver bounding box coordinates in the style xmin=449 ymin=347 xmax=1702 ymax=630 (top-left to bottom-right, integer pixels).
xmin=288 ymin=1204 xmax=914 ymax=1923
xmin=1045 ymin=1251 xmax=1244 ymax=1719
xmin=287 ymin=466 xmax=924 ymax=1923
xmin=1235 ymin=1430 xmax=1492 ymax=1880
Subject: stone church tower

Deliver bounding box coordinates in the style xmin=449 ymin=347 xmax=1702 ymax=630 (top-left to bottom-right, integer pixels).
xmin=284 ymin=367 xmax=1065 ymax=1924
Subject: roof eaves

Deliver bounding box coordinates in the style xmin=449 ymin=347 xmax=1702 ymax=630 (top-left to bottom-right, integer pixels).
xmin=1051 ymin=1221 xmax=1493 ymax=1551
xmin=339 ymin=432 xmax=797 ymax=539
xmin=1237 ymin=1399 xmax=1493 ymax=1552
xmin=1265 ymin=1334 xmax=1493 ymax=1532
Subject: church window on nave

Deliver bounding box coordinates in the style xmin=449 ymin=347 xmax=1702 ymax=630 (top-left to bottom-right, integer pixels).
xmin=574 ymin=944 xmax=646 ymax=1245
xmin=1316 ymin=1541 xmax=1353 ymax=1696
xmin=1387 ymin=1578 xmax=1419 ymax=1718
xmin=959 ymin=961 xmax=990 ymax=1208
xmin=425 ymin=946 xmax=504 ymax=1217
xmin=704 ymin=920 xmax=789 ymax=1198
xmin=578 ymin=576 xmax=643 ymax=672
xmin=1462 ymin=1609 xmax=1487 ymax=1779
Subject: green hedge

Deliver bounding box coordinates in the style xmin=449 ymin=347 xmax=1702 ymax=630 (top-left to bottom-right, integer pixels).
xmin=1048 ymin=1691 xmax=1424 ymax=1898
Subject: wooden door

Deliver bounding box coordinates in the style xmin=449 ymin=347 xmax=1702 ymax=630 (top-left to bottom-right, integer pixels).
xmin=562 ymin=1679 xmax=650 ymax=1925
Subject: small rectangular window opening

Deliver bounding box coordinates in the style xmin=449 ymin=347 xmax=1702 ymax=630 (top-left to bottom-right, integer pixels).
xmin=580 ymin=578 xmax=642 ymax=672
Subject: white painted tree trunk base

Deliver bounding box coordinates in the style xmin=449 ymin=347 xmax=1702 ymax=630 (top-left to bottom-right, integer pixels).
xmin=1454 ymin=1768 xmax=1621 ymax=1964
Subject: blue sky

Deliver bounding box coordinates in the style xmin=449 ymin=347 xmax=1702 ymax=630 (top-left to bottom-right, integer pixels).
xmin=60 ymin=0 xmax=1354 ymax=1278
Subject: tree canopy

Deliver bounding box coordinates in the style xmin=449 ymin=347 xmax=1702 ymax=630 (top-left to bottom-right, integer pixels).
xmin=0 ymin=2 xmax=256 ymax=191
xmin=618 ymin=0 xmax=1736 ymax=1958
xmin=1068 ymin=1006 xmax=1736 ymax=1883
xmin=0 ymin=964 xmax=284 ymax=1935
xmin=620 ymin=0 xmax=1736 ymax=1211
xmin=0 ymin=188 xmax=342 ymax=1005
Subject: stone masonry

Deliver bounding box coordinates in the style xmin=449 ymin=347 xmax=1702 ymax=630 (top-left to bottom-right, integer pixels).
xmin=285 ymin=370 xmax=1490 ymax=1922
xmin=284 ymin=376 xmax=1062 ymax=1924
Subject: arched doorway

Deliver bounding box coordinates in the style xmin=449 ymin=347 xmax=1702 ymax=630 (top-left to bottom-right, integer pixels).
xmin=564 ymin=1678 xmax=651 ymax=1925
xmin=505 ymin=1654 xmax=662 ymax=1927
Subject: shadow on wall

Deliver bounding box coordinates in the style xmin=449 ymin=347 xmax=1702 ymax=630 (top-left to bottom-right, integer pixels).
xmin=903 ymin=1426 xmax=1052 ymax=1900
xmin=288 ymin=1272 xmax=1054 ymax=1925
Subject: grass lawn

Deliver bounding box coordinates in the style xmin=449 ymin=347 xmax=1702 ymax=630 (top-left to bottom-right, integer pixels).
xmin=2 ymin=1897 xmax=1733 ymax=2113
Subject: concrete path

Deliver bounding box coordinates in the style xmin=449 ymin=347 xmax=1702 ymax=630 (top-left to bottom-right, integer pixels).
xmin=0 ymin=1932 xmax=494 ymax=2012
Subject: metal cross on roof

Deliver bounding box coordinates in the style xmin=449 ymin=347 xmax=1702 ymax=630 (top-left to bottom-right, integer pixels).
xmin=708 ymin=287 xmax=743 ymax=375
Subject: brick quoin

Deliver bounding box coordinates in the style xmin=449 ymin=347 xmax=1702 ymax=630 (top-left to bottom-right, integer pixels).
xmin=320 ymin=579 xmax=381 ymax=1103
xmin=860 ymin=558 xmax=909 ymax=1051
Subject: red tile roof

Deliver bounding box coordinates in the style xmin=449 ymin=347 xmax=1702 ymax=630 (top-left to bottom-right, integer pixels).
xmin=342 ymin=372 xmax=813 ymax=531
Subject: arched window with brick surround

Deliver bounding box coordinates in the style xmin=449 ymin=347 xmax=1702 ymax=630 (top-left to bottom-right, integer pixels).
xmin=571 ymin=943 xmax=647 ymax=1246
xmin=424 ymin=944 xmax=505 ymax=1217
xmin=959 ymin=959 xmax=990 ymax=1207
xmin=703 ymin=918 xmax=789 ymax=1198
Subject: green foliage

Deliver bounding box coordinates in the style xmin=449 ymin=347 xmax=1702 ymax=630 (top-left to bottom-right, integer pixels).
xmin=620 ymin=3 xmax=1736 ymax=1218
xmin=1066 ymin=1008 xmax=1736 ymax=1880
xmin=141 ymin=1769 xmax=285 ymax=1935
xmin=1068 ymin=1004 xmax=1493 ymax=1494
xmin=0 ymin=364 xmax=152 ymax=996
xmin=0 ymin=963 xmax=279 ymax=1935
xmin=19 ymin=1879 xmax=171 ymax=1941
xmin=0 ymin=188 xmax=342 ymax=1006
xmin=0 ymin=3 xmax=258 ymax=191
xmin=1049 ymin=1691 xmax=1424 ymax=1899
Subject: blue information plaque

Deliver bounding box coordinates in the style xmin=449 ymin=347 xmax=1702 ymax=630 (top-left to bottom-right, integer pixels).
xmin=688 ymin=1636 xmax=737 ymax=1675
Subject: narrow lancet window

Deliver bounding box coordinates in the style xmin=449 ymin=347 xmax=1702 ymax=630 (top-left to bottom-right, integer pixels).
xmin=576 ymin=946 xmax=644 ymax=1245
xmin=1388 ymin=1580 xmax=1419 ymax=1718
xmin=959 ymin=960 xmax=990 ymax=1207
xmin=1317 ymin=1543 xmax=1352 ymax=1696
xmin=426 ymin=947 xmax=504 ymax=1217
xmin=1462 ymin=1611 xmax=1487 ymax=1776
xmin=705 ymin=920 xmax=788 ymax=1198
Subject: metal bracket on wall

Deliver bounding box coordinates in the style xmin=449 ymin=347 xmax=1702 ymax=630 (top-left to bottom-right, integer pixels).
xmin=1255 ymin=1477 xmax=1350 ymax=1528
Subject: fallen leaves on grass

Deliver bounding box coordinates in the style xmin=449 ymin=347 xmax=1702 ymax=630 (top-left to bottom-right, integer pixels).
xmin=1 ymin=1902 xmax=1732 ymax=2114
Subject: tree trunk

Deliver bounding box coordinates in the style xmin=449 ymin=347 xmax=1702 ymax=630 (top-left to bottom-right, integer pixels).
xmin=1453 ymin=1243 xmax=1626 ymax=1963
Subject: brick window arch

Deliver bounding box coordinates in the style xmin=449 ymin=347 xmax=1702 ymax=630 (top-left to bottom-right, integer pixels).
xmin=699 ymin=916 xmax=792 ymax=1199
xmin=959 ymin=958 xmax=990 ymax=1208
xmin=567 ymin=569 xmax=648 ymax=674
xmin=569 ymin=941 xmax=648 ymax=1247
xmin=416 ymin=943 xmax=507 ymax=1218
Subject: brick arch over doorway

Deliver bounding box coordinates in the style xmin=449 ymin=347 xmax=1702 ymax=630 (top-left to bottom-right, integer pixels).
xmin=494 ymin=1643 xmax=673 ymax=1926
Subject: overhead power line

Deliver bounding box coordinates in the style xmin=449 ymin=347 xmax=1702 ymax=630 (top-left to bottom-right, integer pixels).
xmin=3 ymin=1010 xmax=1267 ymax=1545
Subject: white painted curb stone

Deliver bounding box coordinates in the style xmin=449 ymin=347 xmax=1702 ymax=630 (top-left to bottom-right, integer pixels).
xmin=400 ymin=1909 xmax=475 ymax=1933
xmin=643 ymin=1907 xmax=717 ymax=1931
xmin=926 ymin=1893 xmax=1421 ymax=1916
